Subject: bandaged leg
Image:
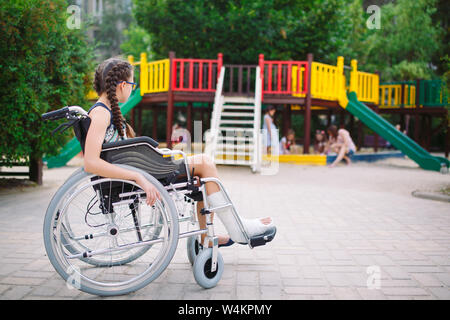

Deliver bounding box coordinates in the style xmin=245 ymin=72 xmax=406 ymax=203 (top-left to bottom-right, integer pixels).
xmin=207 ymin=191 xmax=274 ymax=244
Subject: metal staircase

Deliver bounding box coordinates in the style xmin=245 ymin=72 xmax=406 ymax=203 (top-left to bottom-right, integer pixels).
xmin=205 ymin=66 xmax=262 ymax=173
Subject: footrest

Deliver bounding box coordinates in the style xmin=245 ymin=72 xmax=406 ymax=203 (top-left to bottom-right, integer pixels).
xmin=249 ymin=226 xmax=277 ymax=248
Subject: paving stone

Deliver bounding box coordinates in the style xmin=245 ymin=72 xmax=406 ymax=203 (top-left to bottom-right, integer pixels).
xmin=1 ymin=162 xmax=449 ymax=300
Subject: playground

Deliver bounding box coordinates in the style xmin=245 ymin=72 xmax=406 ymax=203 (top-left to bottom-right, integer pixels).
xmin=0 ymin=156 xmax=449 ymax=300
xmin=42 ymin=52 xmax=449 ymax=173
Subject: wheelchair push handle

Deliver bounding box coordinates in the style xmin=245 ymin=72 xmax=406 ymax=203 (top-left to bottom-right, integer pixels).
xmin=41 ymin=106 xmax=70 ymax=121
xmin=41 ymin=106 xmax=88 ymax=121
xmin=41 ymin=106 xmax=89 ymax=136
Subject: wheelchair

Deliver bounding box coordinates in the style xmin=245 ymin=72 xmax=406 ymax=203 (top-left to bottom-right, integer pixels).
xmin=41 ymin=106 xmax=276 ymax=296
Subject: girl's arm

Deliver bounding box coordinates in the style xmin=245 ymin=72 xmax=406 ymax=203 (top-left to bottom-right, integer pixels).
xmin=84 ymin=107 xmax=141 ymax=182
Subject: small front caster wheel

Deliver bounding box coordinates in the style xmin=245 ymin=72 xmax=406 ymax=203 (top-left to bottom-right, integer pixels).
xmin=187 ymin=235 xmax=203 ymax=266
xmin=193 ymin=248 xmax=224 ymax=289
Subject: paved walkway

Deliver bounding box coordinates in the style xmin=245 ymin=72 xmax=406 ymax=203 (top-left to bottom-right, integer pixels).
xmin=0 ymin=156 xmax=449 ymax=300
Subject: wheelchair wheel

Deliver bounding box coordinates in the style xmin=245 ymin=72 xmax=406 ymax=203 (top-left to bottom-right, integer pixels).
xmin=187 ymin=235 xmax=203 ymax=266
xmin=193 ymin=248 xmax=224 ymax=289
xmin=43 ymin=164 xmax=179 ymax=296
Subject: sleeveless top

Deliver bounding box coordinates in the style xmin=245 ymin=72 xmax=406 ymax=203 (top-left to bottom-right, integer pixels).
xmin=337 ymin=128 xmax=356 ymax=152
xmin=262 ymin=113 xmax=277 ymax=145
xmin=88 ymin=102 xmax=127 ymax=143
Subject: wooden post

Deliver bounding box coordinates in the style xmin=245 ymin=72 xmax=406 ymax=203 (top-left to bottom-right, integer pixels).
xmin=303 ymin=53 xmax=313 ymax=154
xmin=357 ymin=120 xmax=363 ymax=151
xmin=282 ymin=104 xmax=288 ymax=136
xmin=445 ymin=112 xmax=449 ymax=158
xmin=339 ymin=109 xmax=345 ymax=128
xmin=287 ymin=103 xmax=292 ymax=131
xmin=374 ymin=105 xmax=379 ymax=152
xmin=414 ymin=79 xmax=421 ymax=144
xmin=187 ymin=102 xmax=193 ymax=134
xmin=166 ymin=51 xmax=175 ymax=148
xmin=29 ymin=153 xmax=42 ymax=185
xmin=152 ymin=106 xmax=158 ymax=140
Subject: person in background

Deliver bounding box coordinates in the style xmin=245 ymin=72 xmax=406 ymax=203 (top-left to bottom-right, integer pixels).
xmin=279 ymin=129 xmax=296 ymax=155
xmin=262 ymin=105 xmax=278 ymax=154
xmin=314 ymin=129 xmax=328 ymax=155
xmin=327 ymin=125 xmax=356 ymax=168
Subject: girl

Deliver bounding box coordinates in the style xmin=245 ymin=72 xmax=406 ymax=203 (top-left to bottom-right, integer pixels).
xmin=279 ymin=129 xmax=296 ymax=155
xmin=262 ymin=105 xmax=278 ymax=154
xmin=326 ymin=125 xmax=356 ymax=167
xmin=314 ymin=130 xmax=328 ymax=155
xmin=84 ymin=57 xmax=275 ymax=247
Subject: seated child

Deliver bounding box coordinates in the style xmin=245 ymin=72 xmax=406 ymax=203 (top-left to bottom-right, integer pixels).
xmin=279 ymin=129 xmax=297 ymax=154
xmin=314 ymin=130 xmax=328 ymax=155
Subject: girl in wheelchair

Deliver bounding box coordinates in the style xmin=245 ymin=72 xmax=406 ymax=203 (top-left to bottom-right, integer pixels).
xmin=41 ymin=57 xmax=276 ymax=296
xmin=86 ymin=57 xmax=276 ymax=247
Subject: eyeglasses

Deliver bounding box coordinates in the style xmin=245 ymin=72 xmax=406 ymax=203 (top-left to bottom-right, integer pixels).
xmin=117 ymin=81 xmax=137 ymax=90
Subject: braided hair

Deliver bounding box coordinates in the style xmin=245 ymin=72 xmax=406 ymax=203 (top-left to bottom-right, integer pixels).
xmin=93 ymin=58 xmax=136 ymax=138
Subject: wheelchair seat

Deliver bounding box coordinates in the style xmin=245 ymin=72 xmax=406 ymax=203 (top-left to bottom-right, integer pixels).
xmin=100 ymin=136 xmax=189 ymax=184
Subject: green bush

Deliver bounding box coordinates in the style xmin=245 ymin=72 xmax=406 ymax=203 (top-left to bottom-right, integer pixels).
xmin=0 ymin=0 xmax=94 ymax=179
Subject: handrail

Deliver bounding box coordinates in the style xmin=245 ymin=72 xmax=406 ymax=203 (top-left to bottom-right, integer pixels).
xmin=349 ymin=59 xmax=379 ymax=104
xmin=172 ymin=54 xmax=223 ymax=92
xmin=379 ymin=84 xmax=416 ymax=108
xmin=309 ymin=61 xmax=341 ymax=101
xmin=205 ymin=66 xmax=225 ymax=160
xmin=140 ymin=53 xmax=170 ymax=95
xmin=253 ymin=66 xmax=262 ymax=172
xmin=259 ymin=54 xmax=308 ymax=97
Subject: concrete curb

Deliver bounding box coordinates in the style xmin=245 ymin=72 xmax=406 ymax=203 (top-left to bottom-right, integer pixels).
xmin=411 ymin=190 xmax=450 ymax=203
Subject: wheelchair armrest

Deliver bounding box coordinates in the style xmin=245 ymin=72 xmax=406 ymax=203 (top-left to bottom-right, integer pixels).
xmin=101 ymin=136 xmax=159 ymax=150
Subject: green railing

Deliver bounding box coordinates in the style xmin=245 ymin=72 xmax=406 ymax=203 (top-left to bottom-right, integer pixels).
xmin=418 ymin=80 xmax=448 ymax=107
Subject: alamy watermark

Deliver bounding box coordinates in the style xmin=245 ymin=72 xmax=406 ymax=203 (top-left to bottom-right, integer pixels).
xmin=66 ymin=265 xmax=81 ymax=290
xmin=366 ymin=5 xmax=381 ymax=30
xmin=67 ymin=5 xmax=81 ymax=30
xmin=366 ymin=265 xmax=381 ymax=289
xmin=172 ymin=120 xmax=280 ymax=175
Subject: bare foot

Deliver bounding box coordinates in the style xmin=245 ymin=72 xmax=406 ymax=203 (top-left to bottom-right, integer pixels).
xmin=260 ymin=217 xmax=272 ymax=225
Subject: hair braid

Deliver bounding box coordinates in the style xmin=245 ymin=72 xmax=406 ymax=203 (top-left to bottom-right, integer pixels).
xmin=93 ymin=57 xmax=136 ymax=139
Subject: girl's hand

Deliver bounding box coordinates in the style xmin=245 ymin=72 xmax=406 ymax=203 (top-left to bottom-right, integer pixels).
xmin=135 ymin=174 xmax=162 ymax=206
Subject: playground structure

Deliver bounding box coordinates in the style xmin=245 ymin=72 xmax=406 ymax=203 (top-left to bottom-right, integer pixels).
xmin=43 ymin=52 xmax=449 ymax=172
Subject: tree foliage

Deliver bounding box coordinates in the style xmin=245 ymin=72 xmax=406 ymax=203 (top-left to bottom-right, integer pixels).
xmin=0 ymin=0 xmax=95 ymax=163
xmin=134 ymin=0 xmax=351 ymax=63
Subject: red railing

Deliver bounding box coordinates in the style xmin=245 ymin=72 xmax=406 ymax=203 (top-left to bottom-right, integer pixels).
xmin=172 ymin=53 xmax=223 ymax=92
xmin=258 ymin=54 xmax=309 ymax=96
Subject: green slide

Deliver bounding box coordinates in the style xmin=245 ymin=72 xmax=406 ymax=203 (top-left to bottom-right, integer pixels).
xmin=345 ymin=91 xmax=449 ymax=172
xmin=44 ymin=88 xmax=143 ymax=168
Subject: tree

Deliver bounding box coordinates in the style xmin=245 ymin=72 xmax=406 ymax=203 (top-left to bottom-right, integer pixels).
xmin=0 ymin=0 xmax=94 ymax=184
xmin=361 ymin=0 xmax=441 ymax=80
xmin=133 ymin=0 xmax=353 ymax=63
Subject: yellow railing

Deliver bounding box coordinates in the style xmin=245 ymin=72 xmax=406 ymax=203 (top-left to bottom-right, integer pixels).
xmin=291 ymin=66 xmax=306 ymax=97
xmin=310 ymin=62 xmax=341 ymax=101
xmin=349 ymin=60 xmax=379 ymax=104
xmin=139 ymin=53 xmax=170 ymax=95
xmin=292 ymin=57 xmax=347 ymax=106
xmin=379 ymin=84 xmax=416 ymax=108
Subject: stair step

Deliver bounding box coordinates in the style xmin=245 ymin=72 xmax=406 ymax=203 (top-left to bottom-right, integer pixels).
xmin=218 ymin=127 xmax=254 ymax=133
xmin=223 ymin=105 xmax=255 ymax=110
xmin=218 ymin=136 xmax=253 ymax=142
xmin=222 ymin=112 xmax=254 ymax=117
xmin=223 ymin=96 xmax=255 ymax=103
xmin=215 ymin=159 xmax=253 ymax=166
xmin=216 ymin=144 xmax=254 ymax=150
xmin=215 ymin=151 xmax=252 ymax=156
xmin=220 ymin=120 xmax=254 ymax=125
